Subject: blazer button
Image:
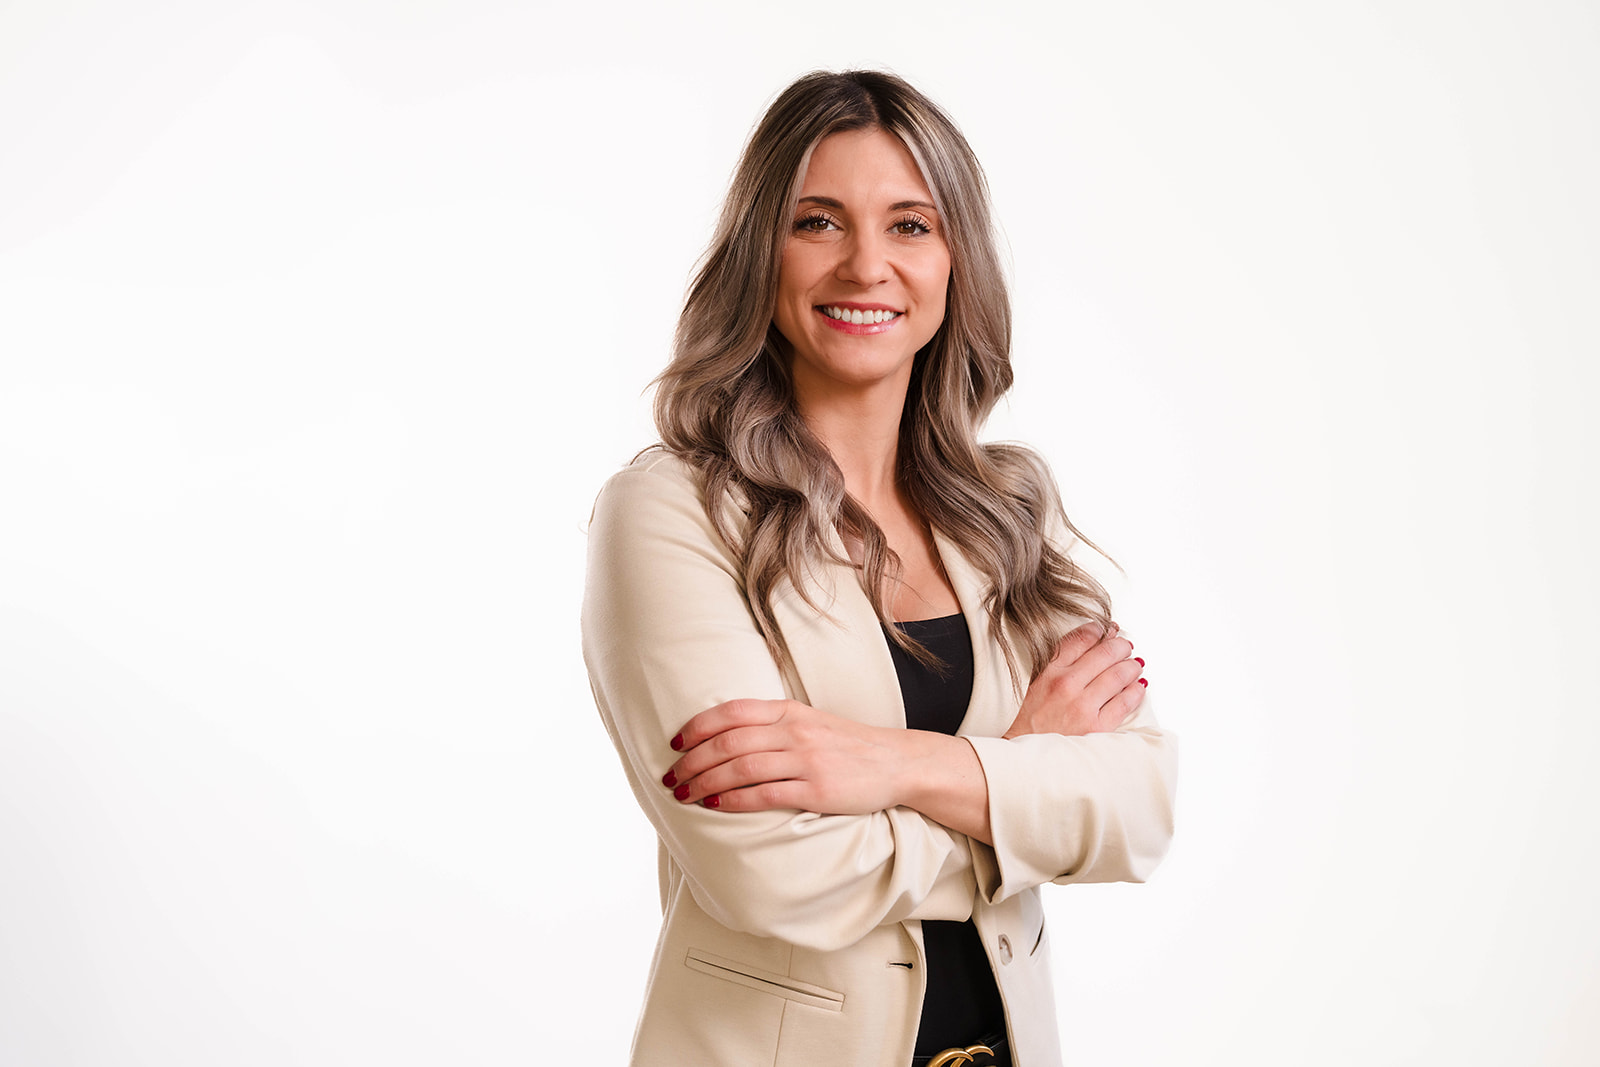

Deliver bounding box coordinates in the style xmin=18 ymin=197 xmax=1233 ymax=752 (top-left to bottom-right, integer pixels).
xmin=997 ymin=934 xmax=1013 ymax=964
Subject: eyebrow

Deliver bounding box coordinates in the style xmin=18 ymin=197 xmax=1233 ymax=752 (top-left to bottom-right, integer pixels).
xmin=798 ymin=195 xmax=938 ymax=212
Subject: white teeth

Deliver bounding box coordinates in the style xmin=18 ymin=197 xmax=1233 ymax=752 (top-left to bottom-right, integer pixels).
xmin=822 ymin=306 xmax=898 ymax=324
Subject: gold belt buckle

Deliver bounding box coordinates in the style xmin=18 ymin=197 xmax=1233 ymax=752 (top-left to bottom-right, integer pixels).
xmin=926 ymin=1043 xmax=995 ymax=1067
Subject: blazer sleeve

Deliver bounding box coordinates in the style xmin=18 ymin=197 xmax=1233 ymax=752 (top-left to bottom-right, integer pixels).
xmin=963 ymin=534 xmax=1180 ymax=905
xmin=582 ymin=459 xmax=979 ymax=953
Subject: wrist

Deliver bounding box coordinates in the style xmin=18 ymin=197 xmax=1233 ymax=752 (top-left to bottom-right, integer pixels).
xmin=892 ymin=729 xmax=965 ymax=811
xmin=893 ymin=731 xmax=994 ymax=844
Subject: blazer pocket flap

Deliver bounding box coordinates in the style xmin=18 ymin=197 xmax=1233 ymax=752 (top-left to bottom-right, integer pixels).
xmin=1029 ymin=917 xmax=1048 ymax=957
xmin=684 ymin=949 xmax=845 ymax=1012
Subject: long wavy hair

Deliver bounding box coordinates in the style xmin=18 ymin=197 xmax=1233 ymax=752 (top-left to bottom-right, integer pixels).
xmin=653 ymin=69 xmax=1111 ymax=689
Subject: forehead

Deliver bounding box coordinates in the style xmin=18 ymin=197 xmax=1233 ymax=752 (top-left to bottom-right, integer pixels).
xmin=798 ymin=127 xmax=934 ymax=203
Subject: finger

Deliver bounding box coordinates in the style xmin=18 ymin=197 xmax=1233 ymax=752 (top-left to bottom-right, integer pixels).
xmin=700 ymin=778 xmax=815 ymax=813
xmin=1096 ymin=679 xmax=1147 ymax=731
xmin=670 ymin=698 xmax=788 ymax=753
xmin=1065 ymin=635 xmax=1135 ymax=689
xmin=672 ymin=750 xmax=802 ymax=805
xmin=1046 ymin=622 xmax=1108 ymax=670
xmin=665 ymin=725 xmax=791 ymax=791
xmin=1079 ymin=655 xmax=1143 ymax=718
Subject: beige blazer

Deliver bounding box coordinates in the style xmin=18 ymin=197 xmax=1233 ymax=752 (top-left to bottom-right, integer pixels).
xmin=582 ymin=452 xmax=1177 ymax=1067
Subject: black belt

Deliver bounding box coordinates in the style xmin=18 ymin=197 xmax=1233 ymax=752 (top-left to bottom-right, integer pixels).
xmin=911 ymin=1033 xmax=1009 ymax=1067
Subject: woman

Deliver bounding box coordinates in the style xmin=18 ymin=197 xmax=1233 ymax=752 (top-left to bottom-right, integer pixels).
xmin=583 ymin=70 xmax=1176 ymax=1067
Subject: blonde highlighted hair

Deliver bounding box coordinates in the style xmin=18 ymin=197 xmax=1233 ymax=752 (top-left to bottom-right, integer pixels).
xmin=653 ymin=69 xmax=1110 ymax=687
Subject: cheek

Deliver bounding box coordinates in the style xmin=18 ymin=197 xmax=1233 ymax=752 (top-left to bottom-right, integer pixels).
xmin=924 ymin=259 xmax=952 ymax=322
xmin=771 ymin=275 xmax=796 ymax=334
xmin=774 ymin=256 xmax=805 ymax=313
xmin=777 ymin=247 xmax=820 ymax=296
xmin=771 ymin=256 xmax=795 ymax=321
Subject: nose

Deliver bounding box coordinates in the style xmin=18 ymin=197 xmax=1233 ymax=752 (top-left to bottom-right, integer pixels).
xmin=835 ymin=229 xmax=893 ymax=286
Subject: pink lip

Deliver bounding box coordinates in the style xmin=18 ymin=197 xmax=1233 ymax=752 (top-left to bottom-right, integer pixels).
xmin=815 ymin=304 xmax=903 ymax=335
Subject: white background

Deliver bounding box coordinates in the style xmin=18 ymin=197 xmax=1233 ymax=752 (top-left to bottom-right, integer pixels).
xmin=2 ymin=1 xmax=1596 ymax=1063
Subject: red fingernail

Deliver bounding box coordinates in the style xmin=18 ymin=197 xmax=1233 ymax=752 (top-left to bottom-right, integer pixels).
xmin=662 ymin=770 xmax=677 ymax=788
xmin=703 ymin=795 xmax=721 ymax=809
xmin=1138 ymin=678 xmax=1148 ymax=688
xmin=670 ymin=733 xmax=684 ymax=751
xmin=1134 ymin=657 xmax=1145 ymax=667
xmin=673 ymin=784 xmax=690 ymax=801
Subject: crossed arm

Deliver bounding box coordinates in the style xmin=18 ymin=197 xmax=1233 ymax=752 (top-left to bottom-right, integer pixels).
xmin=584 ymin=459 xmax=1175 ymax=949
xmin=660 ymin=621 xmax=1149 ymax=845
xmin=584 ymin=462 xmax=986 ymax=950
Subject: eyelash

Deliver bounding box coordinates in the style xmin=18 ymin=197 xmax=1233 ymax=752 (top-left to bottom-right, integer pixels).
xmin=792 ymin=212 xmax=934 ymax=236
xmin=794 ymin=212 xmax=837 ymax=233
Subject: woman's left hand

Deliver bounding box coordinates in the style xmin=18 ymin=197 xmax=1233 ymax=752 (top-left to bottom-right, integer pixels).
xmin=662 ymin=699 xmax=915 ymax=814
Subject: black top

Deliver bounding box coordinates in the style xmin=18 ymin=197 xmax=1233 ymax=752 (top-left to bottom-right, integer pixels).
xmin=885 ymin=613 xmax=1008 ymax=1054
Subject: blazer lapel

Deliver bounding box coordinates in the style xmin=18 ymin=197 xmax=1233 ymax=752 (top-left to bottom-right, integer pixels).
xmin=932 ymin=528 xmax=1022 ymax=738
xmin=765 ymin=525 xmax=1023 ymax=737
xmin=770 ymin=537 xmax=908 ymax=730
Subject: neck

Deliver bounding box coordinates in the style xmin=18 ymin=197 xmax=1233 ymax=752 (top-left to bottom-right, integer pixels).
xmin=794 ymin=373 xmax=910 ymax=511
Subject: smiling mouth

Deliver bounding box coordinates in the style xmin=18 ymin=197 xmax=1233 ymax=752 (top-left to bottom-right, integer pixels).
xmin=819 ymin=305 xmax=901 ymax=325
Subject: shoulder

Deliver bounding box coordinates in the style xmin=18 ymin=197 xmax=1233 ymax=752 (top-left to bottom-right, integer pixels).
xmin=599 ymin=448 xmax=700 ymax=493
xmin=589 ymin=449 xmax=702 ymax=529
xmin=980 ymin=442 xmax=1059 ymax=508
xmin=588 ymin=449 xmax=746 ymax=560
xmin=584 ymin=451 xmax=754 ymax=622
xmin=975 ymin=441 xmax=1079 ymax=544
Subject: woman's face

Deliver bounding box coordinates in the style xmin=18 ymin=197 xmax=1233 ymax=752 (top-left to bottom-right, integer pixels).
xmin=772 ymin=127 xmax=951 ymax=404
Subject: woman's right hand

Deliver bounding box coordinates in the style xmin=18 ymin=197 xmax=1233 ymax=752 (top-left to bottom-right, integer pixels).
xmin=1004 ymin=622 xmax=1146 ymax=739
